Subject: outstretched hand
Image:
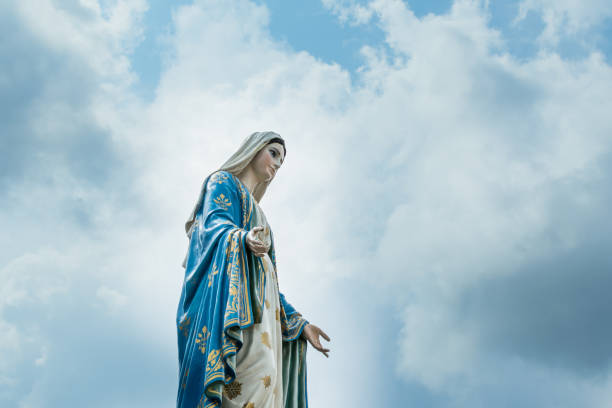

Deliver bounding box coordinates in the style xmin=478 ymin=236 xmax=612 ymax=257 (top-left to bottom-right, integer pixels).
xmin=302 ymin=324 xmax=331 ymax=358
xmin=246 ymin=226 xmax=269 ymax=257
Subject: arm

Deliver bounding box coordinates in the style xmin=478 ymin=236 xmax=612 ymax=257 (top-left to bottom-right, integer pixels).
xmin=279 ymin=293 xmax=309 ymax=340
xmin=182 ymin=171 xmax=248 ymax=307
xmin=177 ymin=171 xmax=262 ymax=407
xmin=200 ymin=171 xmax=247 ymax=246
xmin=279 ymin=292 xmax=331 ymax=358
xmin=279 ymin=291 xmax=309 ymax=341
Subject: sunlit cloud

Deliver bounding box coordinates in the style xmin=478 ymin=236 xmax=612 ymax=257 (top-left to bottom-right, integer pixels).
xmin=2 ymin=0 xmax=612 ymax=407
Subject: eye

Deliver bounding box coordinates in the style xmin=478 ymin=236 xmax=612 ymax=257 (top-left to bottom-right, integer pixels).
xmin=270 ymin=149 xmax=277 ymax=157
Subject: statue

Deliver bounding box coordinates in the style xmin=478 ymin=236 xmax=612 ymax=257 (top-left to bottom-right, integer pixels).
xmin=176 ymin=131 xmax=330 ymax=408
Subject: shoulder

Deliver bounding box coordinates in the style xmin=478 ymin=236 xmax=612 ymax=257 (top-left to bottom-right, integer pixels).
xmin=206 ymin=170 xmax=234 ymax=190
xmin=206 ymin=171 xmax=244 ymax=200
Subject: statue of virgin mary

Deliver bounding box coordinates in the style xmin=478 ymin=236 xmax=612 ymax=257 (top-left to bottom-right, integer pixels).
xmin=176 ymin=131 xmax=329 ymax=408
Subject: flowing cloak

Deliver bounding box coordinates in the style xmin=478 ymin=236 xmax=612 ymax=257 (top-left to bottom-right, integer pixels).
xmin=176 ymin=170 xmax=309 ymax=408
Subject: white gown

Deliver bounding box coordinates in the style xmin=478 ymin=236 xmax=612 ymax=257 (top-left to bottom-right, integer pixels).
xmin=222 ymin=202 xmax=283 ymax=408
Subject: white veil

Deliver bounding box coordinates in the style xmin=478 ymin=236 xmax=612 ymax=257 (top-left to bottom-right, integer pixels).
xmin=182 ymin=131 xmax=284 ymax=267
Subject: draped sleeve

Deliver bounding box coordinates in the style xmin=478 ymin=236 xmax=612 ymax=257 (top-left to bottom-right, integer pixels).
xmin=176 ymin=170 xmax=261 ymax=408
xmin=279 ymin=292 xmax=309 ymax=341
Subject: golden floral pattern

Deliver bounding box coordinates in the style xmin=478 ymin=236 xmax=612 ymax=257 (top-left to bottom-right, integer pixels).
xmin=181 ymin=368 xmax=189 ymax=389
xmin=210 ymin=171 xmax=229 ymax=185
xmin=261 ymin=375 xmax=271 ymax=388
xmin=261 ymin=331 xmax=271 ymax=349
xmin=213 ymin=193 xmax=232 ymax=210
xmin=223 ymin=229 xmax=252 ymax=328
xmin=265 ymin=299 xmax=270 ymax=309
xmin=206 ymin=348 xmax=223 ymax=373
xmin=224 ymin=232 xmax=241 ymax=326
xmin=208 ymin=264 xmax=219 ymax=287
xmin=275 ymin=308 xmax=280 ymax=321
xmin=223 ymin=380 xmax=242 ymax=400
xmin=195 ymin=326 xmax=210 ymax=354
xmin=178 ymin=315 xmax=191 ymax=338
xmin=242 ymin=403 xmax=254 ymax=408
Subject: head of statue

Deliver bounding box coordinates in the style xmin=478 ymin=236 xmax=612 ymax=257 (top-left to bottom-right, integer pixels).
xmin=182 ymin=132 xmax=287 ymax=265
xmin=214 ymin=131 xmax=287 ymax=204
xmin=245 ymin=137 xmax=286 ymax=184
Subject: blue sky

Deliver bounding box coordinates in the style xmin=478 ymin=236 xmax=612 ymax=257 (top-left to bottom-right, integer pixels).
xmin=131 ymin=0 xmax=612 ymax=99
xmin=2 ymin=0 xmax=612 ymax=407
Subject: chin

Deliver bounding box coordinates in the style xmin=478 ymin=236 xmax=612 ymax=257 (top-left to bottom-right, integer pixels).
xmin=259 ymin=174 xmax=272 ymax=183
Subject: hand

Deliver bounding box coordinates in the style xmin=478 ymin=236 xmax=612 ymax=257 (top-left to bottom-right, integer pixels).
xmin=302 ymin=324 xmax=331 ymax=358
xmin=246 ymin=226 xmax=270 ymax=257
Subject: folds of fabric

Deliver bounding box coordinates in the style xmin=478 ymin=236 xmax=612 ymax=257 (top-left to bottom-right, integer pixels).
xmin=282 ymin=338 xmax=308 ymax=408
xmin=176 ymin=171 xmax=309 ymax=408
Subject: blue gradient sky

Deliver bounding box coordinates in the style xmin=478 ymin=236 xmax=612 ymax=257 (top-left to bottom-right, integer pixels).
xmin=2 ymin=1 xmax=612 ymax=407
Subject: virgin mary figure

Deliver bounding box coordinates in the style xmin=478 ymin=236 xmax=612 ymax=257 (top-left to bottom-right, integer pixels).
xmin=176 ymin=132 xmax=330 ymax=408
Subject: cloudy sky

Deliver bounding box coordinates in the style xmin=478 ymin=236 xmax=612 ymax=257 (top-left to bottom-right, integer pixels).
xmin=2 ymin=0 xmax=612 ymax=407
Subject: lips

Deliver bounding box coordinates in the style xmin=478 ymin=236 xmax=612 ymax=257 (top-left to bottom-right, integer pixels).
xmin=268 ymin=166 xmax=276 ymax=177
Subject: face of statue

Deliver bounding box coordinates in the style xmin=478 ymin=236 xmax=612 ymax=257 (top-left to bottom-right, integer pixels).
xmin=251 ymin=141 xmax=285 ymax=183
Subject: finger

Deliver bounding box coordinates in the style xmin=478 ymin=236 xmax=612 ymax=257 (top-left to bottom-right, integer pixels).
xmin=247 ymin=238 xmax=261 ymax=247
xmin=253 ymin=226 xmax=264 ymax=232
xmin=319 ymin=329 xmax=331 ymax=342
xmin=316 ymin=340 xmax=330 ymax=350
xmin=248 ymin=243 xmax=264 ymax=252
xmin=323 ymin=351 xmax=329 ymax=358
xmin=313 ymin=343 xmax=330 ymax=356
xmin=314 ymin=344 xmax=330 ymax=353
xmin=310 ymin=334 xmax=330 ymax=350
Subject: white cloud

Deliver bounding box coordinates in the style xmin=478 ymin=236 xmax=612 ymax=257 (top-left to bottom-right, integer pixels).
xmin=3 ymin=0 xmax=612 ymax=406
xmin=339 ymin=0 xmax=612 ymax=402
xmin=321 ymin=0 xmax=375 ymax=25
xmin=15 ymin=0 xmax=147 ymax=82
xmin=517 ymin=0 xmax=612 ymax=46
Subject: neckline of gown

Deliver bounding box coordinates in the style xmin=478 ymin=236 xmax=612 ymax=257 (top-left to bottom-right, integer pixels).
xmin=231 ymin=173 xmax=265 ymax=212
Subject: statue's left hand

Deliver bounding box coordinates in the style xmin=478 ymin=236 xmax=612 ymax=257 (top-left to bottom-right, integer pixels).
xmin=302 ymin=324 xmax=331 ymax=358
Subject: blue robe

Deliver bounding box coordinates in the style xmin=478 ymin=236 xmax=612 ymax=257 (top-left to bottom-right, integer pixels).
xmin=176 ymin=170 xmax=309 ymax=408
